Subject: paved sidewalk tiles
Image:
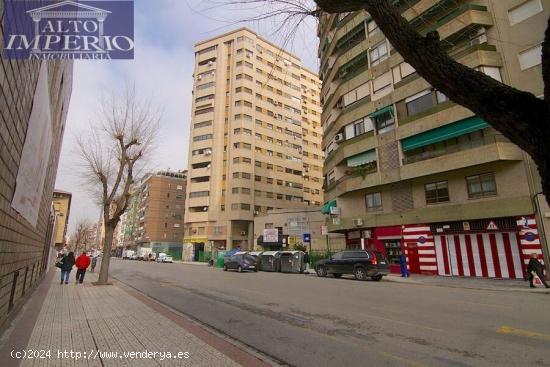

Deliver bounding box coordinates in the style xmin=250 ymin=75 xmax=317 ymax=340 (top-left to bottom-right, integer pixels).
xmin=0 ymin=269 xmax=271 ymax=367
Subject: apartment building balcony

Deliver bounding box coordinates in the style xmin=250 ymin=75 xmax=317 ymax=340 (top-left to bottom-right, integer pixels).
xmin=191 ymin=167 xmax=211 ymax=178
xmin=186 ymin=210 xmax=209 ymax=223
xmin=324 ymin=159 xmax=379 ymax=197
xmin=327 ymin=195 xmax=534 ymax=233
xmin=436 ymin=5 xmax=494 ymax=43
xmin=400 ymin=135 xmax=524 ymax=181
xmin=188 ymin=180 xmax=210 ymax=192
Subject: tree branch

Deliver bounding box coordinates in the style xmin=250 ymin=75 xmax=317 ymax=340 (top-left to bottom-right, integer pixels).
xmin=316 ymin=0 xmax=547 ymax=157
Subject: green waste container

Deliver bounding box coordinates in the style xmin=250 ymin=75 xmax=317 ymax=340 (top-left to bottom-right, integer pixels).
xmin=217 ymin=252 xmax=226 ymax=268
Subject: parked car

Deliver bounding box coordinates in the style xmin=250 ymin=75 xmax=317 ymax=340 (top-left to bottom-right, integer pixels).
xmin=156 ymin=253 xmax=173 ymax=263
xmin=223 ymin=253 xmax=258 ymax=272
xmin=122 ymin=250 xmax=135 ymax=259
xmin=314 ymin=250 xmax=389 ymax=281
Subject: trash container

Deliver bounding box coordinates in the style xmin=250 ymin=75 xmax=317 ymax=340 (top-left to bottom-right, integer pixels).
xmin=217 ymin=251 xmax=226 ymax=268
xmin=279 ymin=251 xmax=305 ymax=273
xmin=248 ymin=251 xmax=263 ymax=270
xmin=260 ymin=251 xmax=280 ymax=272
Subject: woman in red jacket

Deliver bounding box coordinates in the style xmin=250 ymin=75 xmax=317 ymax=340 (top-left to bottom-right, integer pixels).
xmin=75 ymin=252 xmax=91 ymax=284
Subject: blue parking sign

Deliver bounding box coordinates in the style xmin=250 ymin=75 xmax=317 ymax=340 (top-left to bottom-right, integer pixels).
xmin=303 ymin=233 xmax=311 ymax=243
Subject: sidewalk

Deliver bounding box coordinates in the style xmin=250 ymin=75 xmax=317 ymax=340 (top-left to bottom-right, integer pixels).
xmin=0 ymin=269 xmax=272 ymax=367
xmin=385 ymin=273 xmax=550 ymax=293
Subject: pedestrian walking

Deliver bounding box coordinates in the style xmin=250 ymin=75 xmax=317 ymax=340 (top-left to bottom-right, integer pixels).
xmin=527 ymin=253 xmax=549 ymax=288
xmin=91 ymin=255 xmax=98 ymax=272
xmin=399 ymin=251 xmax=410 ymax=278
xmin=75 ymin=252 xmax=91 ymax=284
xmin=58 ymin=252 xmax=75 ymax=284
xmin=303 ymin=251 xmax=310 ymax=274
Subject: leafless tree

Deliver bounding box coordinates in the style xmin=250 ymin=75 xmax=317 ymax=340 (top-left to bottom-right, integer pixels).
xmin=70 ymin=218 xmax=93 ymax=254
xmin=76 ymin=87 xmax=159 ymax=285
xmin=215 ymin=0 xmax=550 ymax=205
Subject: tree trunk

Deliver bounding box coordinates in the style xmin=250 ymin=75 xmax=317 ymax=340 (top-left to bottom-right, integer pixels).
xmin=96 ymin=225 xmax=115 ymax=285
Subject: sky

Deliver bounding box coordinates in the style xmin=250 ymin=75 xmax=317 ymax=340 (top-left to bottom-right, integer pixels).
xmin=54 ymin=0 xmax=320 ymax=234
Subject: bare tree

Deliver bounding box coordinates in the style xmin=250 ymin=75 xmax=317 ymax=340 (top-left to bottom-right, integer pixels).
xmin=77 ymin=87 xmax=159 ymax=285
xmin=71 ymin=219 xmax=92 ymax=253
xmin=217 ymin=0 xmax=550 ymax=205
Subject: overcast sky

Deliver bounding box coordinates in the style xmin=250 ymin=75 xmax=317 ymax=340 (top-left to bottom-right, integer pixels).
xmin=54 ymin=0 xmax=320 ymax=234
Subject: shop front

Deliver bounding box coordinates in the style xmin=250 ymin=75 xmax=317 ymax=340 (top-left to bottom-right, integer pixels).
xmin=341 ymin=215 xmax=542 ymax=279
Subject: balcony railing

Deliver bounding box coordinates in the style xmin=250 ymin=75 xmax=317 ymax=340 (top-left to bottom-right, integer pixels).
xmin=402 ymin=134 xmax=510 ymax=165
xmin=324 ymin=161 xmax=378 ymax=192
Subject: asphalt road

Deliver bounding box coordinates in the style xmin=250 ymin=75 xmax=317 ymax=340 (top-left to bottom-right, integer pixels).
xmin=110 ymin=260 xmax=550 ymax=367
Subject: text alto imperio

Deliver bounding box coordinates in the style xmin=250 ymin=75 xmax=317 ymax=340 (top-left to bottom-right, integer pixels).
xmin=5 ymin=19 xmax=134 ymax=59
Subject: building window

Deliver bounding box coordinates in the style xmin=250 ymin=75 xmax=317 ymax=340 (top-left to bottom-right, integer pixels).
xmin=405 ymin=90 xmax=433 ymax=116
xmin=353 ymin=120 xmax=365 ymax=136
xmin=193 ymin=134 xmax=213 ymax=142
xmin=374 ymin=111 xmax=395 ymax=134
xmin=425 ymin=181 xmax=450 ymax=204
xmin=189 ymin=191 xmax=209 ymax=198
xmin=370 ymin=41 xmax=388 ymax=66
xmin=384 ymin=240 xmax=401 ymax=265
xmin=518 ymin=44 xmax=542 ymax=70
xmin=508 ymin=0 xmax=543 ymax=25
xmin=365 ymin=192 xmax=382 ymax=211
xmin=467 ymin=173 xmax=497 ymax=198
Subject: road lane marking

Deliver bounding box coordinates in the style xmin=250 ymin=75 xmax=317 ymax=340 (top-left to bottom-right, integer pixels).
xmin=379 ymin=351 xmax=429 ymax=367
xmin=497 ymin=325 xmax=550 ymax=342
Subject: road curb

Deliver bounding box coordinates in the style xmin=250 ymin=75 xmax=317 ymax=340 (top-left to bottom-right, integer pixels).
xmin=384 ymin=276 xmax=550 ymax=294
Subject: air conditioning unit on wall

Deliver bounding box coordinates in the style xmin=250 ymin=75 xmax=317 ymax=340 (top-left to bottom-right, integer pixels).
xmin=241 ymin=231 xmax=247 ymax=236
xmin=353 ymin=218 xmax=364 ymax=227
xmin=334 ymin=133 xmax=344 ymax=143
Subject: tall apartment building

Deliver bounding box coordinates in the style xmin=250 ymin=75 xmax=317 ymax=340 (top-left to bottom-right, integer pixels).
xmin=126 ymin=171 xmax=188 ymax=259
xmin=318 ymin=0 xmax=550 ymax=278
xmin=52 ymin=190 xmax=72 ymax=250
xmin=184 ymin=28 xmax=324 ymax=252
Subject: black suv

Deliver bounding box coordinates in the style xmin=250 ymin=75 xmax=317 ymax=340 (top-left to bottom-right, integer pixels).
xmin=315 ymin=250 xmax=389 ymax=281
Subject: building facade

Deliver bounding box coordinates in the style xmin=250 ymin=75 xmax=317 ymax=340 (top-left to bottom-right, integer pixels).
xmin=318 ymin=0 xmax=549 ymax=277
xmin=52 ymin=190 xmax=72 ymax=249
xmin=127 ymin=171 xmax=188 ymax=260
xmin=185 ymin=28 xmax=324 ymax=253
xmin=0 ymin=52 xmax=73 ymax=326
xmin=253 ymin=208 xmax=345 ymax=252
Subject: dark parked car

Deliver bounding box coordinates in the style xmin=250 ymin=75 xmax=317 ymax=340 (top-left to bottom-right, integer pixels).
xmin=223 ymin=253 xmax=258 ymax=272
xmin=315 ymin=250 xmax=389 ymax=281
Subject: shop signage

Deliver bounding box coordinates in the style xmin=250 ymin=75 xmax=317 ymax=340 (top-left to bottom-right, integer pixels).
xmin=303 ymin=233 xmax=311 ymax=243
xmin=362 ymin=230 xmax=372 ymax=239
xmin=3 ymin=0 xmax=135 ymax=60
xmin=462 ymin=222 xmax=471 ymax=231
xmin=289 ymin=236 xmax=297 ymax=246
xmin=418 ymin=236 xmax=426 ymax=244
xmin=263 ymin=229 xmax=278 ymax=243
xmin=486 ymin=221 xmax=499 ymax=230
xmin=330 ymin=206 xmax=340 ymax=215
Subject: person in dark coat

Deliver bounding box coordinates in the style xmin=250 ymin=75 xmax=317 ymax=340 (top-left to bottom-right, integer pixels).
xmin=399 ymin=251 xmax=409 ymax=278
xmin=303 ymin=251 xmax=310 ymax=274
xmin=60 ymin=252 xmax=75 ymax=284
xmin=527 ymin=253 xmax=549 ymax=288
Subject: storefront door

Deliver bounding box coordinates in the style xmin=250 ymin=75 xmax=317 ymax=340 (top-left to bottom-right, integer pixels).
xmin=435 ymin=233 xmax=524 ymax=278
xmin=406 ymin=243 xmax=421 ymax=274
